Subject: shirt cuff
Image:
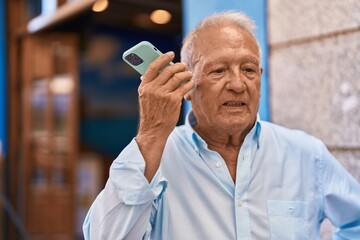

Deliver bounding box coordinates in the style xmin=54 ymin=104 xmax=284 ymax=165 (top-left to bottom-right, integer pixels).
xmin=109 ymin=138 xmax=167 ymax=205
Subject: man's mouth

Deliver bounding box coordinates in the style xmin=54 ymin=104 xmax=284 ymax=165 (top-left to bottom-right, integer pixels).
xmin=223 ymin=101 xmax=246 ymax=107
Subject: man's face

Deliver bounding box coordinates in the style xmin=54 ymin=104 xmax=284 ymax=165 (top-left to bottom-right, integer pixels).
xmin=186 ymin=25 xmax=262 ymax=135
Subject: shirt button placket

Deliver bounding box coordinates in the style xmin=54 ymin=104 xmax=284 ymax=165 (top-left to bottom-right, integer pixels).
xmin=234 ymin=149 xmax=252 ymax=239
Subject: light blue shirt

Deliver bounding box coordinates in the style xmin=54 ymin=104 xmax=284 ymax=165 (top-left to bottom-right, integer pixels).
xmin=83 ymin=112 xmax=360 ymax=239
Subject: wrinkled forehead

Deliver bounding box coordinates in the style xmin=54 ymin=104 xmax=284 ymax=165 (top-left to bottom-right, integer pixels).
xmin=192 ymin=25 xmax=260 ymax=66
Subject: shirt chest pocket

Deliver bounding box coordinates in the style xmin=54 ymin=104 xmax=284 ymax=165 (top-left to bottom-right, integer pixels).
xmin=267 ymin=200 xmax=309 ymax=240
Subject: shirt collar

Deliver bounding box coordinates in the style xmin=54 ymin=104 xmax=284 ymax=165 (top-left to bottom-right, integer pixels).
xmin=184 ymin=110 xmax=262 ymax=151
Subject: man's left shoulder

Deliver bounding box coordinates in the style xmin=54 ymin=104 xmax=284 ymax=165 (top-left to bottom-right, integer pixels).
xmin=259 ymin=120 xmax=323 ymax=151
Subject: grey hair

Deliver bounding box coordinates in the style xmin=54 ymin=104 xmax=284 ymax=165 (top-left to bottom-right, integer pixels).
xmin=180 ymin=10 xmax=261 ymax=70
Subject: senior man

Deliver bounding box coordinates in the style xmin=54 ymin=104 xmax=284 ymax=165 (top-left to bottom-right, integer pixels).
xmin=83 ymin=11 xmax=360 ymax=239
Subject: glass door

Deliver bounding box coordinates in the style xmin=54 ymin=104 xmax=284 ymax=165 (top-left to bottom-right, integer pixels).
xmin=22 ymin=34 xmax=78 ymax=240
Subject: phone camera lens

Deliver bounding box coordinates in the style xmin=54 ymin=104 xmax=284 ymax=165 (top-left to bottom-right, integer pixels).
xmin=125 ymin=53 xmax=144 ymax=66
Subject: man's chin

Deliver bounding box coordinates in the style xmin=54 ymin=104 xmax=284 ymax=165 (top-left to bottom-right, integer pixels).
xmin=219 ymin=114 xmax=255 ymax=129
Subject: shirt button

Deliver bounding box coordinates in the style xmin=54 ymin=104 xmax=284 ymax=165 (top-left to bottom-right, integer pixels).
xmin=215 ymin=162 xmax=222 ymax=168
xmin=237 ymin=199 xmax=243 ymax=207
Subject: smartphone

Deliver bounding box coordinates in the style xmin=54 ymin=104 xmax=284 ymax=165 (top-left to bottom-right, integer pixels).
xmin=122 ymin=41 xmax=173 ymax=75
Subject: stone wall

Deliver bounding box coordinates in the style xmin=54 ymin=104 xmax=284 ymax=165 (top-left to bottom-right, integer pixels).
xmin=268 ymin=0 xmax=360 ymax=239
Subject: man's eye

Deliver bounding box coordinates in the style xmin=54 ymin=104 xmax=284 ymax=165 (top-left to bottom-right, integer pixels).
xmin=244 ymin=67 xmax=255 ymax=73
xmin=212 ymin=68 xmax=225 ymax=74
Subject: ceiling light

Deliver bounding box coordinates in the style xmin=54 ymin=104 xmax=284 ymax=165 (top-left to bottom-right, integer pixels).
xmin=92 ymin=0 xmax=109 ymax=12
xmin=150 ymin=9 xmax=172 ymax=25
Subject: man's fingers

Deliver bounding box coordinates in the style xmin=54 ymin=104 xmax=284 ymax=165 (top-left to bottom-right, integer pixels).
xmin=175 ymin=78 xmax=194 ymax=97
xmin=141 ymin=51 xmax=175 ymax=83
xmin=166 ymin=71 xmax=193 ymax=91
xmin=156 ymin=63 xmax=188 ymax=86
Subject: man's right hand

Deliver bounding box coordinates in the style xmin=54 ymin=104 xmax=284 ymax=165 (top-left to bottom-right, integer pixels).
xmin=135 ymin=51 xmax=193 ymax=182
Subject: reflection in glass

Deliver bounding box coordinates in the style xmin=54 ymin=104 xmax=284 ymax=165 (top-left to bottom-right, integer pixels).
xmin=31 ymin=147 xmax=49 ymax=186
xmin=51 ymin=74 xmax=73 ymax=135
xmin=31 ymin=79 xmax=48 ymax=133
xmin=54 ymin=94 xmax=70 ymax=135
xmin=52 ymin=151 xmax=69 ymax=187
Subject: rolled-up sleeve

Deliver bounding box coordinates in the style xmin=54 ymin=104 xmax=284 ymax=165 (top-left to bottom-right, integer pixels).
xmin=83 ymin=138 xmax=167 ymax=240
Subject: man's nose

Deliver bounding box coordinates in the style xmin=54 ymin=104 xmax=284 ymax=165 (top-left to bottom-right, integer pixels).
xmin=225 ymin=70 xmax=246 ymax=93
